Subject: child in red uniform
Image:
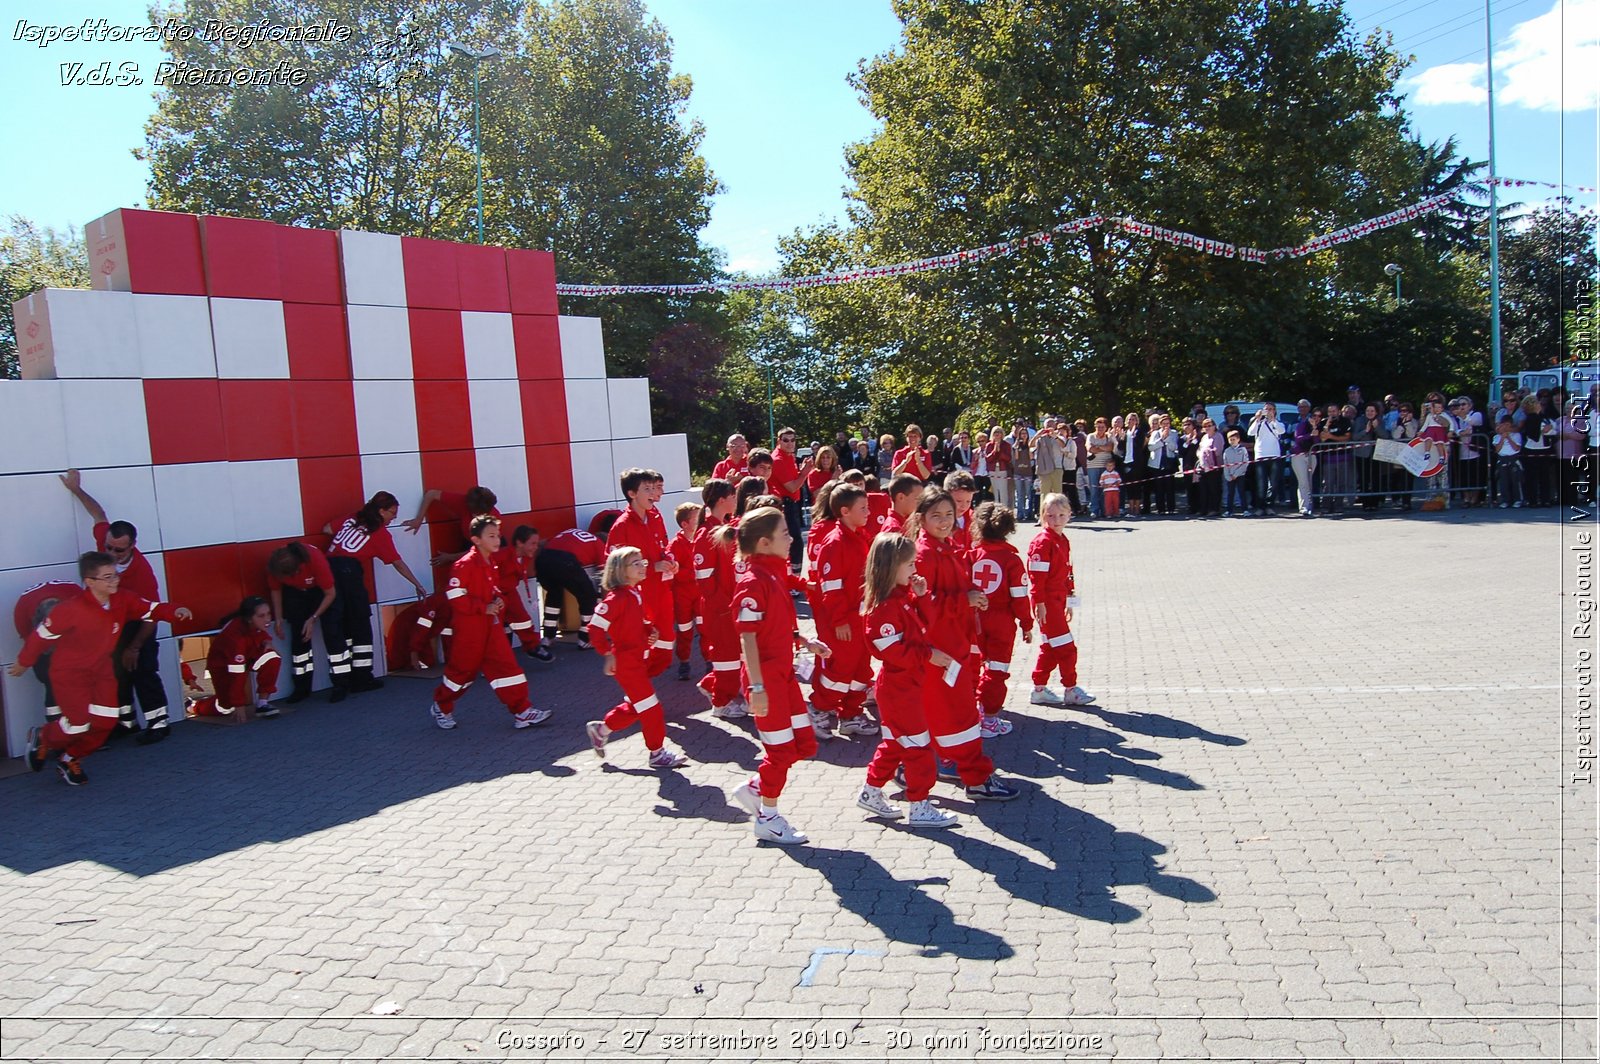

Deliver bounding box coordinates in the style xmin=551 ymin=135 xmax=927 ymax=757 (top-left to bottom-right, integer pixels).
xmin=858 ymin=534 xmax=960 ymax=828
xmin=191 ymin=597 xmax=281 ymax=718
xmin=669 ymin=502 xmax=702 ymax=681
xmin=970 ymin=502 xmax=1033 ymax=736
xmin=725 ymin=508 xmax=832 ymax=845
xmin=385 ymin=591 xmax=453 ymax=672
xmin=490 ymin=525 xmax=544 ymax=656
xmin=911 ymin=489 xmax=1019 ymax=801
xmin=584 ymin=547 xmax=689 ymax=768
xmin=694 ymin=480 xmax=746 ymax=719
xmin=883 ymin=473 xmax=923 ymax=535
xmin=811 ymin=485 xmax=877 ymax=739
xmin=1027 ymin=493 xmax=1095 ymax=707
xmin=803 ymin=482 xmax=840 ymax=606
xmin=429 ymin=516 xmax=550 ymax=731
xmin=267 ymin=542 xmax=343 ymax=703
xmin=944 ymin=470 xmax=978 ymax=549
xmin=10 ymin=552 xmax=191 ymax=785
xmin=606 ymin=468 xmax=678 ymax=676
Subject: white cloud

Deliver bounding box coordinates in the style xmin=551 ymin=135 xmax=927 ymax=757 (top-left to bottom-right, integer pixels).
xmin=1405 ymin=0 xmax=1599 ymax=111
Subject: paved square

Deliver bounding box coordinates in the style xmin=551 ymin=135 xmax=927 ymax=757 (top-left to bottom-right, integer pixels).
xmin=0 ymin=510 xmax=1592 ymax=1061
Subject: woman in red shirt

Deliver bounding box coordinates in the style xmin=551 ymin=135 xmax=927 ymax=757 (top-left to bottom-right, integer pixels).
xmin=324 ymin=492 xmax=427 ymax=692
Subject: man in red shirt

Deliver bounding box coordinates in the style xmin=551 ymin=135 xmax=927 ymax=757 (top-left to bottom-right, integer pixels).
xmin=712 ymin=433 xmax=751 ymax=482
xmin=10 ymin=551 xmax=192 ymax=785
xmin=606 ymin=468 xmax=678 ymax=675
xmin=768 ymin=427 xmax=814 ymax=571
xmin=60 ymin=469 xmax=176 ymax=743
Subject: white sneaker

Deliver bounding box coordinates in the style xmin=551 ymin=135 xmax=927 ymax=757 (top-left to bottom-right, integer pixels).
xmin=513 ymin=706 xmax=553 ymax=729
xmin=728 ymin=779 xmax=761 ymax=817
xmin=647 ymin=745 xmax=688 ymax=769
xmin=712 ymin=701 xmax=749 ymax=719
xmin=837 ymin=715 xmax=879 ymax=736
xmin=1060 ymin=686 xmax=1096 ymax=705
xmin=754 ymin=812 xmax=809 ymax=845
xmin=979 ymin=715 xmax=1013 ymax=737
xmin=585 ymin=720 xmax=609 ymax=758
xmin=907 ymin=799 xmax=959 ymax=829
xmin=807 ymin=706 xmax=836 ymax=740
xmin=855 ymin=784 xmax=902 ymax=819
xmin=1029 ymin=686 xmax=1065 ymax=706
xmin=430 ymin=703 xmax=456 ymax=730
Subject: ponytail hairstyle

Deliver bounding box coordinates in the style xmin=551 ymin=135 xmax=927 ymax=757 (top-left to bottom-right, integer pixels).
xmin=733 ymin=475 xmax=769 ymax=517
xmin=267 ymin=541 xmax=311 ymax=577
xmin=861 ymin=533 xmax=916 ymax=615
xmin=355 ymin=491 xmax=398 ymax=532
xmin=701 ymin=477 xmax=735 ymax=514
xmin=735 ymin=506 xmax=787 ymax=558
xmin=222 ymin=594 xmax=272 ymax=630
xmin=602 ymin=546 xmax=644 ymax=592
xmin=904 ymin=486 xmax=953 ymax=540
xmin=973 ymin=501 xmax=1016 ymax=542
xmin=809 ymin=480 xmax=840 ymax=525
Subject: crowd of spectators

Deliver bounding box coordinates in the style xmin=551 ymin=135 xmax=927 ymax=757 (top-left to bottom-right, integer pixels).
xmin=776 ymin=381 xmax=1593 ymax=523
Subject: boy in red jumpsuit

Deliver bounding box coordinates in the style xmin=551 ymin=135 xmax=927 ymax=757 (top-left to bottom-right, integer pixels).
xmin=811 ymin=484 xmax=876 ymax=738
xmin=725 ymin=507 xmax=832 ymax=845
xmin=1027 ymin=493 xmax=1095 ymax=707
xmin=584 ymin=547 xmax=688 ymax=769
xmin=605 ymin=469 xmax=677 ymax=676
xmin=11 ymin=552 xmax=191 ymax=785
xmin=669 ymin=502 xmax=702 ymax=681
xmin=693 ymin=480 xmax=746 ymax=718
xmin=429 ymin=517 xmax=551 ymax=730
xmin=491 ymin=525 xmax=544 ymax=656
xmin=191 ymin=597 xmax=281 ymax=718
xmin=970 ymin=502 xmax=1033 ymax=736
xmin=385 ymin=591 xmax=453 ymax=672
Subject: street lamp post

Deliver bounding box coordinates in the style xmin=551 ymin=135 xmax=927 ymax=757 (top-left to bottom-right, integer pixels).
xmin=444 ymin=41 xmax=501 ymax=244
xmin=1384 ymin=263 xmax=1403 ymax=303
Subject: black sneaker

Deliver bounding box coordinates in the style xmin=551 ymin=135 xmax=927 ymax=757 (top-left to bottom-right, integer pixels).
xmin=966 ymin=775 xmax=1020 ymax=802
xmin=677 ymin=661 xmax=691 ymax=681
xmin=530 ymin=643 xmax=554 ymax=663
xmin=255 ymin=702 xmax=280 ymax=719
xmin=135 ymin=726 xmax=170 ymax=746
xmin=284 ymin=687 xmax=311 ymax=705
xmin=575 ymin=634 xmax=593 ymax=651
xmin=25 ymin=727 xmax=47 ymax=772
xmin=56 ymin=757 xmax=88 ymax=786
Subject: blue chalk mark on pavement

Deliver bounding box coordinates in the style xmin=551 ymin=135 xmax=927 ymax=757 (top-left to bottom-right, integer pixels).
xmin=798 ymin=946 xmax=887 ymax=987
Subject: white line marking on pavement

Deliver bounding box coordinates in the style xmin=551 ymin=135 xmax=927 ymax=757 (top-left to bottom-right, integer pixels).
xmin=1099 ymin=684 xmax=1562 ymax=694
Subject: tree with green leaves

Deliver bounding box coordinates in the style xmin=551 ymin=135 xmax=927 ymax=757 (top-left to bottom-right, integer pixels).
xmin=779 ymin=0 xmax=1492 ymax=419
xmin=1496 ymin=200 xmax=1599 ymax=373
xmin=1 ymin=217 xmax=91 ymax=379
xmin=143 ymin=0 xmax=722 ymax=388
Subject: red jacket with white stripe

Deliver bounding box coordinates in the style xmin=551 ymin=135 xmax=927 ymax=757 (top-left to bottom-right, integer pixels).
xmin=547 ymin=528 xmax=607 ymax=568
xmin=733 ymin=553 xmax=800 ymax=666
xmin=17 ymin=588 xmax=180 ymax=676
xmin=588 ymin=586 xmax=650 ymax=661
xmin=913 ymin=531 xmax=978 ymax=659
xmin=207 ymin=618 xmax=278 ymax=683
xmin=444 ymin=550 xmax=503 ymax=619
xmin=692 ymin=520 xmax=736 ymax=611
xmin=970 ymin=539 xmax=1033 ymax=635
xmin=814 ymin=522 xmax=869 ymax=629
xmin=866 ymin=585 xmax=931 ymax=685
xmin=1026 ymin=528 xmax=1076 ymax=607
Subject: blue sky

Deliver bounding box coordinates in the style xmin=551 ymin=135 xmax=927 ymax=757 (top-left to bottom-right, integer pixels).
xmin=0 ymin=0 xmax=1594 ymax=274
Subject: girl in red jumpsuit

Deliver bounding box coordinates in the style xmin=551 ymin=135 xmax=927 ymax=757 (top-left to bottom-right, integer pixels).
xmin=584 ymin=547 xmax=689 ymax=769
xmin=669 ymin=502 xmax=702 ymax=681
xmin=857 ymin=534 xmax=961 ymax=828
xmin=812 ymin=485 xmax=877 ymax=737
xmin=1027 ymin=493 xmax=1095 ymax=707
xmin=725 ymin=507 xmax=832 ymax=845
xmin=191 ymin=597 xmax=282 ymax=718
xmin=970 ymin=502 xmax=1034 ymax=736
xmin=911 ymin=489 xmax=1019 ymax=801
xmin=694 ymin=480 xmax=745 ymax=718
xmin=11 ymin=551 xmax=191 ymax=786
xmin=429 ymin=517 xmax=550 ymax=731
xmin=606 ymin=469 xmax=678 ymax=676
